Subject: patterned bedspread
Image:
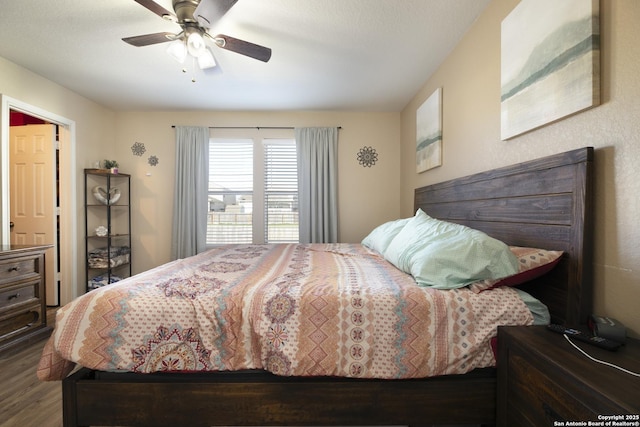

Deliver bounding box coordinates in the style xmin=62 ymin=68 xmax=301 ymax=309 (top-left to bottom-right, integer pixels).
xmin=38 ymin=243 xmax=533 ymax=381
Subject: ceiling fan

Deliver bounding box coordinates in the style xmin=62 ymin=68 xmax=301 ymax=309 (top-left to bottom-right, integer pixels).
xmin=123 ymin=0 xmax=272 ymax=70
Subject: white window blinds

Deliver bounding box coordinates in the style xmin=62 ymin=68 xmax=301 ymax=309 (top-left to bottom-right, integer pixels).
xmin=264 ymin=139 xmax=298 ymax=243
xmin=207 ymin=139 xmax=253 ymax=244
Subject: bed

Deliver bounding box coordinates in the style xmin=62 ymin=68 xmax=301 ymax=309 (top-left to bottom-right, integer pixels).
xmin=42 ymin=147 xmax=593 ymax=427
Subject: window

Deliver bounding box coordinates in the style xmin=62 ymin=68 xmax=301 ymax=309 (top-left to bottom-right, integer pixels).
xmin=264 ymin=140 xmax=298 ymax=243
xmin=207 ymin=137 xmax=298 ymax=245
xmin=208 ymin=139 xmax=253 ymax=244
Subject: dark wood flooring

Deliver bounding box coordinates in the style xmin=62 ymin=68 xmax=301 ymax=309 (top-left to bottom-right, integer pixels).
xmin=0 ymin=308 xmax=61 ymax=427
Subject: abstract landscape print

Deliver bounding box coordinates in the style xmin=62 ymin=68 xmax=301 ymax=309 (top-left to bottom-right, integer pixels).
xmin=500 ymin=0 xmax=600 ymax=140
xmin=416 ymin=87 xmax=442 ymax=173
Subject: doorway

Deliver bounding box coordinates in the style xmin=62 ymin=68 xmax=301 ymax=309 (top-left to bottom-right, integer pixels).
xmin=1 ymin=95 xmax=78 ymax=306
xmin=9 ymin=118 xmax=59 ymax=305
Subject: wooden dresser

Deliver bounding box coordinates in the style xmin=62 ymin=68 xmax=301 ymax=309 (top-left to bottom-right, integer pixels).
xmin=0 ymin=245 xmax=52 ymax=353
xmin=497 ymin=325 xmax=640 ymax=426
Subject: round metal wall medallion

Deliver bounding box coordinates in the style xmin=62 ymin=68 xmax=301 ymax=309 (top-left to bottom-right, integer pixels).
xmin=357 ymin=146 xmax=378 ymax=167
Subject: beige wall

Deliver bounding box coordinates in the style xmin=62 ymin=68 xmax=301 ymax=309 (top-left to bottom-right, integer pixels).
xmin=114 ymin=110 xmax=401 ymax=274
xmin=400 ymin=0 xmax=640 ymax=337
xmin=0 ymin=57 xmax=116 ymax=171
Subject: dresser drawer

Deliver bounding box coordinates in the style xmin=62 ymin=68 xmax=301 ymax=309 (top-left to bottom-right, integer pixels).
xmin=0 ymin=257 xmax=39 ymax=285
xmin=0 ymin=304 xmax=42 ymax=341
xmin=0 ymin=245 xmax=51 ymax=353
xmin=0 ymin=281 xmax=38 ymax=310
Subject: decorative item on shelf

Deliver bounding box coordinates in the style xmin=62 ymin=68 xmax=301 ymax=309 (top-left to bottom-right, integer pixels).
xmin=131 ymin=142 xmax=146 ymax=156
xmin=103 ymin=159 xmax=119 ymax=174
xmin=92 ymin=186 xmax=121 ymax=205
xmin=95 ymin=225 xmax=108 ymax=237
xmin=357 ymin=146 xmax=378 ymax=168
xmin=148 ymin=155 xmax=159 ymax=167
xmin=87 ymin=161 xmax=109 ymax=173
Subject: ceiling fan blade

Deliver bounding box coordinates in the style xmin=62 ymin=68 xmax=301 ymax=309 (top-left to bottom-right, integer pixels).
xmin=214 ymin=34 xmax=272 ymax=62
xmin=122 ymin=32 xmax=176 ymax=47
xmin=194 ymin=0 xmax=238 ymax=27
xmin=133 ymin=0 xmax=176 ymax=20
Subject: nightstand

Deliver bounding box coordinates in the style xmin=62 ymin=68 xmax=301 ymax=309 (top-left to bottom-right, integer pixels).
xmin=497 ymin=325 xmax=640 ymax=427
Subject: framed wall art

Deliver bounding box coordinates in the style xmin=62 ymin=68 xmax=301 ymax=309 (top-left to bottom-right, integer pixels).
xmin=416 ymin=87 xmax=442 ymax=173
xmin=500 ymin=0 xmax=600 ymax=140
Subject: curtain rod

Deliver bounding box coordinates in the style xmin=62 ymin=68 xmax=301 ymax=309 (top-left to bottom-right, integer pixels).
xmin=171 ymin=126 xmax=341 ymax=130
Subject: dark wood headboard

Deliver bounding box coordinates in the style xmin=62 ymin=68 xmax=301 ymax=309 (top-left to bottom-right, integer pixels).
xmin=415 ymin=147 xmax=593 ymax=325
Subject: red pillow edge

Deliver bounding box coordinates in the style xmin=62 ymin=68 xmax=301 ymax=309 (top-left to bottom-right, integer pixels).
xmin=482 ymin=255 xmax=563 ymax=292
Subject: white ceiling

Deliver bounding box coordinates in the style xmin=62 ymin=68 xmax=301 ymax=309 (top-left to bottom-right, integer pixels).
xmin=0 ymin=0 xmax=491 ymax=112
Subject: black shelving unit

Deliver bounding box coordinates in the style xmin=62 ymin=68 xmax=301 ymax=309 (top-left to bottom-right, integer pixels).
xmin=84 ymin=169 xmax=131 ymax=291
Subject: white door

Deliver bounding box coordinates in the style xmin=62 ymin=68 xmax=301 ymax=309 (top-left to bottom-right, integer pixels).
xmin=10 ymin=124 xmax=58 ymax=305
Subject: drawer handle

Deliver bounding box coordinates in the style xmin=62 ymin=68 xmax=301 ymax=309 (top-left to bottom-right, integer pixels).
xmin=8 ymin=266 xmax=20 ymax=272
xmin=8 ymin=293 xmax=21 ymax=301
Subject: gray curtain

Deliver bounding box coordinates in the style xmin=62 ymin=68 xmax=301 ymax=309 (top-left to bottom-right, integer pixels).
xmin=171 ymin=126 xmax=209 ymax=260
xmin=295 ymin=127 xmax=338 ymax=243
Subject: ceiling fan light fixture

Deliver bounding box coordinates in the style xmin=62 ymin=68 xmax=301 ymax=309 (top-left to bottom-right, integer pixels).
xmin=186 ymin=30 xmax=206 ymax=57
xmin=197 ymin=47 xmax=217 ymax=69
xmin=166 ymin=39 xmax=187 ymax=63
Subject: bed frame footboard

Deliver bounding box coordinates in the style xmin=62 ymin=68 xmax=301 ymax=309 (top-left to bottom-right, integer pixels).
xmin=63 ymin=367 xmax=496 ymax=427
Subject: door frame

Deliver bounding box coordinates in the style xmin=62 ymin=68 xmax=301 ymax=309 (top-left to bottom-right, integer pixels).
xmin=1 ymin=94 xmax=78 ymax=305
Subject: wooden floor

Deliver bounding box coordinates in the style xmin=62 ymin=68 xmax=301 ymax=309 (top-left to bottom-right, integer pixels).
xmin=0 ymin=309 xmax=62 ymax=427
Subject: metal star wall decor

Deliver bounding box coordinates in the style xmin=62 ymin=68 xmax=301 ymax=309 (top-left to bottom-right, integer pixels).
xmin=357 ymin=146 xmax=378 ymax=167
xmin=131 ymin=142 xmax=146 ymax=156
xmin=148 ymin=155 xmax=159 ymax=167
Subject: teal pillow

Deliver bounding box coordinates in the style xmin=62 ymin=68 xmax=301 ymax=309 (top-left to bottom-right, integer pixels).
xmin=361 ymin=217 xmax=411 ymax=254
xmin=383 ymin=209 xmax=519 ymax=289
